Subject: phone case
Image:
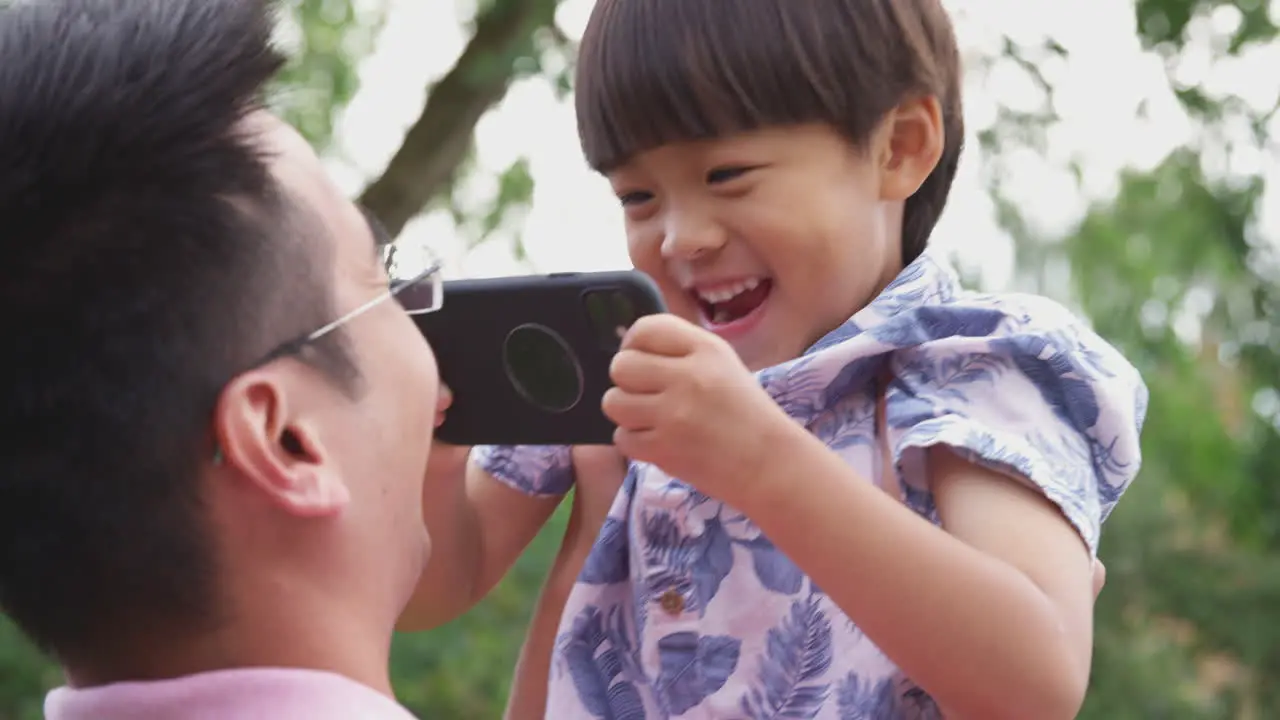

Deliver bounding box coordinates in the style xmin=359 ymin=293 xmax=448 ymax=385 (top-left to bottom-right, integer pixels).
xmin=413 ymin=270 xmax=666 ymax=446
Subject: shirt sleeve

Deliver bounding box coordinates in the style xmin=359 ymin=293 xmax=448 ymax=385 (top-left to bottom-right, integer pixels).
xmin=472 ymin=444 xmax=576 ymax=497
xmin=882 ymin=296 xmax=1148 ymax=554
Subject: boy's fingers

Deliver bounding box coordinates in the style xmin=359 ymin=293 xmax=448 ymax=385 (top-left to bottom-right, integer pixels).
xmin=601 ymin=387 xmax=661 ymax=430
xmin=621 ymin=314 xmax=698 ymax=356
xmin=610 ymin=349 xmax=671 ymax=394
xmin=1091 ymin=559 xmax=1106 ymax=599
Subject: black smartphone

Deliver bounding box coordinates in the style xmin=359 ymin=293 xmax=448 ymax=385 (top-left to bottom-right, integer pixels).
xmin=413 ymin=270 xmax=667 ymax=446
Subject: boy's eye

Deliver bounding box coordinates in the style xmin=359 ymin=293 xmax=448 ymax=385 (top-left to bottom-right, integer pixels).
xmin=618 ymin=190 xmax=653 ymax=206
xmin=706 ymin=166 xmax=754 ymax=184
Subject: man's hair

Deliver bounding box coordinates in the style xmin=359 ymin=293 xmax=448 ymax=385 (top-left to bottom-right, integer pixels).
xmin=0 ymin=0 xmax=347 ymax=664
xmin=575 ymin=0 xmax=964 ymax=264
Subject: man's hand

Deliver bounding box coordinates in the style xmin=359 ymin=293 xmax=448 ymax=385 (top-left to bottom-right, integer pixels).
xmin=603 ymin=314 xmax=790 ymax=504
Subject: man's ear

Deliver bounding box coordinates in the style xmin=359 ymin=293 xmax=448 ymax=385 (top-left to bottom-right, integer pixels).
xmin=874 ymin=95 xmax=945 ymax=202
xmin=214 ymin=369 xmax=349 ymax=517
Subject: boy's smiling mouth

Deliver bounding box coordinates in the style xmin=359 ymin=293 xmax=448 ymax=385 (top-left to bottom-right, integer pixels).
xmin=691 ymin=276 xmax=774 ymax=336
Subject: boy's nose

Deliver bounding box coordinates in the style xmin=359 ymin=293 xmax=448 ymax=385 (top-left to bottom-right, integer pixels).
xmin=660 ymin=213 xmax=727 ymax=260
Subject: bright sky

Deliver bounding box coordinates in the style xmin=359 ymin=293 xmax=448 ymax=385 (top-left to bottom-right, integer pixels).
xmin=325 ymin=0 xmax=1280 ymax=293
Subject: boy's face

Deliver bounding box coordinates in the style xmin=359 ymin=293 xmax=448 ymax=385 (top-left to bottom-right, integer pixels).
xmin=606 ymin=123 xmax=906 ymax=371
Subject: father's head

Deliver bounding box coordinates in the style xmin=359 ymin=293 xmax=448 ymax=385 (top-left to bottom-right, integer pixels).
xmin=0 ymin=0 xmax=440 ymax=688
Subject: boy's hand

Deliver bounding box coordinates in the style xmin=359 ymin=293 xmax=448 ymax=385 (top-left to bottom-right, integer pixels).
xmin=603 ymin=314 xmax=791 ymax=503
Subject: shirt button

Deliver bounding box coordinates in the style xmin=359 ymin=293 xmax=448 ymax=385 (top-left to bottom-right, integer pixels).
xmin=658 ymin=588 xmax=685 ymax=615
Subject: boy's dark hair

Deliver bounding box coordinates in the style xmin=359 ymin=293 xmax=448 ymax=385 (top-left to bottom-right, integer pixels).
xmin=0 ymin=0 xmax=348 ymax=665
xmin=575 ymin=0 xmax=964 ymax=264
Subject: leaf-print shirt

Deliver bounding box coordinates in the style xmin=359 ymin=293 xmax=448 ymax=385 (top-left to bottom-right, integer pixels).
xmin=476 ymin=252 xmax=1148 ymax=719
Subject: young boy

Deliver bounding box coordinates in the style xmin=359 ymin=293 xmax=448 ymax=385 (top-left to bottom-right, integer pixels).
xmin=404 ymin=1 xmax=1147 ymax=718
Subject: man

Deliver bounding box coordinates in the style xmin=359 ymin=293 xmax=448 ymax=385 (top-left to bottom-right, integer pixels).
xmin=0 ymin=0 xmax=447 ymax=717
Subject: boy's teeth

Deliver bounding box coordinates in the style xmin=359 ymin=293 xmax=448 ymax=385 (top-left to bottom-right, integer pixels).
xmin=697 ymin=277 xmax=761 ymax=304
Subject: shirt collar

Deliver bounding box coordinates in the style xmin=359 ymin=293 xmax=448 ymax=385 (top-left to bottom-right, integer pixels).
xmin=803 ymin=250 xmax=960 ymax=357
xmin=754 ymin=251 xmax=961 ymax=414
xmin=44 ymin=667 xmax=417 ymax=720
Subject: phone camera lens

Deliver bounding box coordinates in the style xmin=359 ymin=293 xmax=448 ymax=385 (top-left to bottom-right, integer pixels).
xmin=583 ymin=288 xmax=636 ymax=352
xmin=502 ymin=324 xmax=584 ymax=413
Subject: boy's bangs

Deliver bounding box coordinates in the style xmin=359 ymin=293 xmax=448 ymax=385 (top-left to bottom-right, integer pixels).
xmin=576 ymin=1 xmax=856 ymax=172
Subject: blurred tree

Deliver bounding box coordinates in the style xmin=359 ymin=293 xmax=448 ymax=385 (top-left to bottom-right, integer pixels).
xmin=357 ymin=0 xmax=567 ymax=237
xmin=273 ymin=0 xmax=386 ymax=150
xmin=977 ymin=0 xmax=1280 ymax=717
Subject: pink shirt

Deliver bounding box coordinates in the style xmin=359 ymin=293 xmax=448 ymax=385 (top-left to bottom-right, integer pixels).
xmin=44 ymin=667 xmax=418 ymax=720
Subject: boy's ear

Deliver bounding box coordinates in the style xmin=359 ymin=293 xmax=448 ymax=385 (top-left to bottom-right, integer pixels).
xmin=875 ymin=95 xmax=945 ymax=202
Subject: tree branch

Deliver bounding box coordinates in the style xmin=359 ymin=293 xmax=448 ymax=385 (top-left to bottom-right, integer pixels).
xmin=359 ymin=0 xmax=562 ymax=237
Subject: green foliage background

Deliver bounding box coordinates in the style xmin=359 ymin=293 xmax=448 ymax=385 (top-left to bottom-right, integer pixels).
xmin=2 ymin=0 xmax=1278 ymax=718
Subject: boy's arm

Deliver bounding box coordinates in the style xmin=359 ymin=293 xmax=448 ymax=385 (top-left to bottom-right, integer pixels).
xmin=398 ymin=444 xmax=569 ymax=631
xmin=606 ymin=310 xmax=1145 ymax=720
xmin=503 ymin=523 xmax=583 ymax=720
xmin=740 ymin=434 xmax=1095 ymax=720
xmin=504 ymin=447 xmax=627 ymax=720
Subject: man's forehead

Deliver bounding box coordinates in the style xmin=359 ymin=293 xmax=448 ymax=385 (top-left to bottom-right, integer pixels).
xmin=246 ymin=112 xmax=333 ymax=210
xmin=243 ymin=112 xmax=387 ymax=269
xmin=359 ymin=205 xmax=391 ymax=248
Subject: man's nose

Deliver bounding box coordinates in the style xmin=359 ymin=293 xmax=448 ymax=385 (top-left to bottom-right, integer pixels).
xmin=433 ymin=382 xmax=453 ymax=428
xmin=659 ymin=210 xmax=726 ymax=261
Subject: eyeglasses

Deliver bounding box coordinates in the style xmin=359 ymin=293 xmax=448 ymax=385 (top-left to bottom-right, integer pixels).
xmin=211 ymin=245 xmax=442 ymax=466
xmin=251 ymin=249 xmax=444 ymax=369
